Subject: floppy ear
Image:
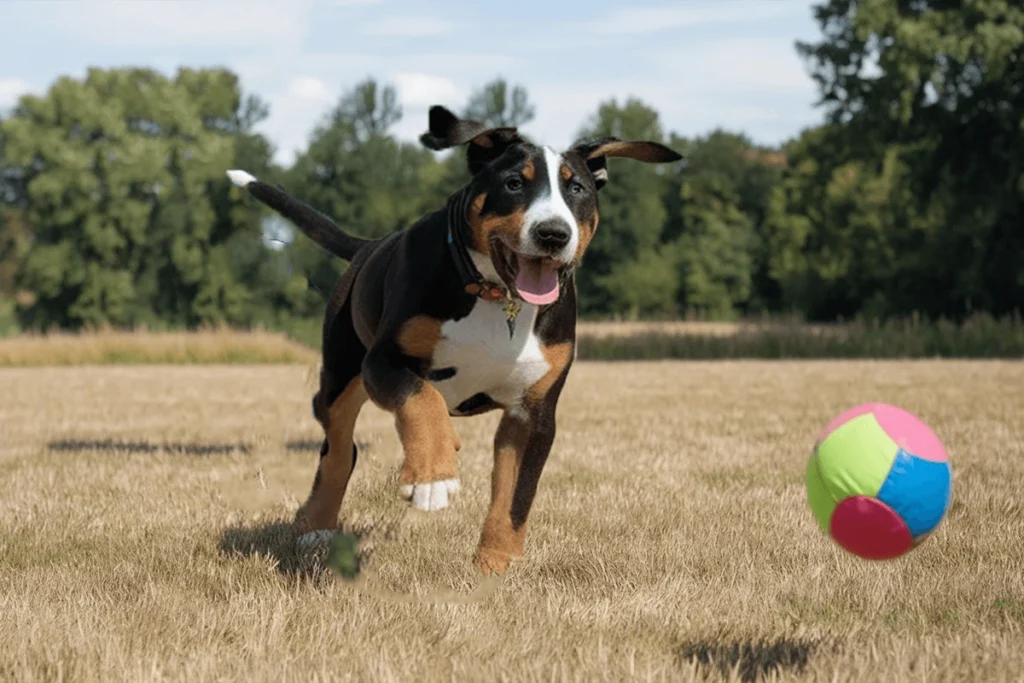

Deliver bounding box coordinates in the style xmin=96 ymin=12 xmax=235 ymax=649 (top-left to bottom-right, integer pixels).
xmin=419 ymin=105 xmax=524 ymax=175
xmin=568 ymin=137 xmax=684 ymax=190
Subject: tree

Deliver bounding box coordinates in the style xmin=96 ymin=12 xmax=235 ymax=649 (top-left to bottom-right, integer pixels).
xmin=1 ymin=67 xmax=280 ymax=330
xmin=662 ymin=131 xmax=781 ymax=316
xmin=573 ymin=97 xmax=674 ymax=315
xmin=795 ymin=0 xmax=1024 ymax=319
xmin=463 ymin=78 xmax=536 ymax=128
xmin=283 ymin=78 xmax=438 ymax=297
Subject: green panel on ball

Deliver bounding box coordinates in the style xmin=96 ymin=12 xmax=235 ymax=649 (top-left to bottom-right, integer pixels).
xmin=805 ymin=450 xmax=836 ymax=532
xmin=817 ymin=413 xmax=898 ymax=500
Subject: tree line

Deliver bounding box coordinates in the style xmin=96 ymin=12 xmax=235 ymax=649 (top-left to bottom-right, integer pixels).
xmin=1 ymin=0 xmax=1021 ymax=338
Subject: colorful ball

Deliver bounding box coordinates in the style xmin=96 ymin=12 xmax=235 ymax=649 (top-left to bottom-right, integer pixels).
xmin=805 ymin=403 xmax=952 ymax=560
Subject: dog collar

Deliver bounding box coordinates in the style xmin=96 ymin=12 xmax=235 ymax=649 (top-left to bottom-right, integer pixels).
xmin=445 ymin=193 xmax=510 ymax=303
xmin=446 ymin=192 xmax=523 ymax=336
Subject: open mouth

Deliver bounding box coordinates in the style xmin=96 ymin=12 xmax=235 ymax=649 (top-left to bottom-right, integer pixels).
xmin=491 ymin=239 xmax=563 ymax=306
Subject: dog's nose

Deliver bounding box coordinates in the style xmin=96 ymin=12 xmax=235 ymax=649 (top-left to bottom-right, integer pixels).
xmin=531 ymin=221 xmax=572 ymax=251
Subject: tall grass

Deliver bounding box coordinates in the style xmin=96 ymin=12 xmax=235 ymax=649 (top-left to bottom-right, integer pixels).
xmin=0 ymin=313 xmax=1020 ymax=367
xmin=576 ymin=312 xmax=1024 ymax=360
xmin=0 ymin=328 xmax=317 ymax=367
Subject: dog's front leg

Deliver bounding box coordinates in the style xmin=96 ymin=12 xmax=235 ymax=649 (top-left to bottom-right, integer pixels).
xmin=362 ymin=342 xmax=461 ymax=511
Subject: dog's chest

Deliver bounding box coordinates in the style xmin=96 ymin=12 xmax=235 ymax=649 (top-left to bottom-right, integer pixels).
xmin=428 ymin=300 xmax=550 ymax=411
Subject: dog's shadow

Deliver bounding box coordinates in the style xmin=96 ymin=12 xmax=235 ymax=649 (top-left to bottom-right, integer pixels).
xmin=217 ymin=517 xmax=383 ymax=581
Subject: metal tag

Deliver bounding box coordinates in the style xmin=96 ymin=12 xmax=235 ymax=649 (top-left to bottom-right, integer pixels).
xmin=503 ymin=298 xmax=522 ymax=338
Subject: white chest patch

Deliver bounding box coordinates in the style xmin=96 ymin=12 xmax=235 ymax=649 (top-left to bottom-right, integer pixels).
xmin=428 ymin=299 xmax=550 ymax=412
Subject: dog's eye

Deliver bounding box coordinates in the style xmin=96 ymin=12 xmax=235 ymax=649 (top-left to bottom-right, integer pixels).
xmin=569 ymin=181 xmax=585 ymax=195
xmin=505 ymin=176 xmax=523 ymax=192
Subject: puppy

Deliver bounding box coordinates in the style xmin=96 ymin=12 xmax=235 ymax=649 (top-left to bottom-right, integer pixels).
xmin=227 ymin=105 xmax=683 ymax=574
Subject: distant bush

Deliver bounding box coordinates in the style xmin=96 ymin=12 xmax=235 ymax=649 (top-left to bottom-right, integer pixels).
xmin=0 ymin=298 xmax=20 ymax=338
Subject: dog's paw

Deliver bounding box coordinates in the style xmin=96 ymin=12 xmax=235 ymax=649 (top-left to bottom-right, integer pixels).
xmin=296 ymin=528 xmax=336 ymax=553
xmin=399 ymin=478 xmax=460 ymax=511
xmin=475 ymin=546 xmax=514 ymax=576
xmin=294 ymin=528 xmax=336 ymax=570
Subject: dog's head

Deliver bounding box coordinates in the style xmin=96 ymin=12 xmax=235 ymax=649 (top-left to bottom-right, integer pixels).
xmin=421 ymin=105 xmax=683 ymax=306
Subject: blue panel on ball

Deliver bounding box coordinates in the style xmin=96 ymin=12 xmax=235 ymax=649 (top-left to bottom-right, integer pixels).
xmin=876 ymin=449 xmax=952 ymax=538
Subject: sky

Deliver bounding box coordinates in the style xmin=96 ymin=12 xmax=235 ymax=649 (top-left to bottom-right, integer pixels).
xmin=0 ymin=0 xmax=826 ymax=167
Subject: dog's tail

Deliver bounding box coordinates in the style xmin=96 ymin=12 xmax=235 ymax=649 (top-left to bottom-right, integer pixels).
xmin=226 ymin=169 xmax=371 ymax=261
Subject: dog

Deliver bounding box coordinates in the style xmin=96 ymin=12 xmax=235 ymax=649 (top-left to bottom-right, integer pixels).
xmin=226 ymin=105 xmax=683 ymax=575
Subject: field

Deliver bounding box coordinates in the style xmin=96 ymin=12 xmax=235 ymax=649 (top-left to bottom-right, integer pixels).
xmin=2 ymin=359 xmax=1023 ymax=682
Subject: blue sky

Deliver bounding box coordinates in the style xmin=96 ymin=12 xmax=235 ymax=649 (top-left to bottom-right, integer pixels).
xmin=0 ymin=0 xmax=825 ymax=166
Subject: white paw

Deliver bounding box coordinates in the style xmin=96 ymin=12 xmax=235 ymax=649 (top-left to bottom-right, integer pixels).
xmin=295 ymin=529 xmax=335 ymax=553
xmin=399 ymin=478 xmax=461 ymax=511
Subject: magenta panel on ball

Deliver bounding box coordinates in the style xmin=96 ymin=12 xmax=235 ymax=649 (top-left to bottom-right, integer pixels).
xmin=829 ymin=495 xmax=913 ymax=560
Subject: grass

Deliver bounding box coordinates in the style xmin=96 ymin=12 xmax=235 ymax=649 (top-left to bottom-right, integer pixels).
xmin=0 ymin=328 xmax=317 ymax=367
xmin=3 ymin=313 xmax=1021 ymax=367
xmin=1 ymin=360 xmax=1022 ymax=681
xmin=576 ymin=313 xmax=1024 ymax=360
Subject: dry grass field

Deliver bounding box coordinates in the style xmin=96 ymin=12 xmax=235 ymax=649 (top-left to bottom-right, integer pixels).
xmin=2 ymin=359 xmax=1023 ymax=682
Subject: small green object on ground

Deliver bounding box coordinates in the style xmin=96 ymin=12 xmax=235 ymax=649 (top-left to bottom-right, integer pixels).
xmin=327 ymin=533 xmax=360 ymax=581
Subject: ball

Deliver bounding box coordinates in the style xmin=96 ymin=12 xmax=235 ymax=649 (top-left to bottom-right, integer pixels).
xmin=805 ymin=403 xmax=952 ymax=560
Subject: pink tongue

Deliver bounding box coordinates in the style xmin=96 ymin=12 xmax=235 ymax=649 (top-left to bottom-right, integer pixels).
xmin=515 ymin=260 xmax=560 ymax=305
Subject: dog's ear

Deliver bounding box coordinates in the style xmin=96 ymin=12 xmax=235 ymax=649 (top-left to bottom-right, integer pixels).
xmin=568 ymin=137 xmax=684 ymax=190
xmin=420 ymin=105 xmax=523 ymax=175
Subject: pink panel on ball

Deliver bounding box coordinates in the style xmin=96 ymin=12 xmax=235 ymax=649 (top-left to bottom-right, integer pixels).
xmin=829 ymin=496 xmax=913 ymax=560
xmin=817 ymin=402 xmax=947 ymax=463
xmin=873 ymin=404 xmax=948 ymax=463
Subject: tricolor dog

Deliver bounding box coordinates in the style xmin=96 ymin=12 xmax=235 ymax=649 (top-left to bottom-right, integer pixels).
xmin=227 ymin=105 xmax=683 ymax=575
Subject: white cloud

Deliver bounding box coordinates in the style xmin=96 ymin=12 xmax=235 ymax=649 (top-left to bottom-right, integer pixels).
xmin=259 ymin=76 xmax=341 ymax=165
xmin=0 ymin=78 xmax=33 ymax=110
xmin=47 ymin=0 xmax=316 ymax=49
xmin=654 ymin=38 xmax=816 ymax=96
xmin=587 ymin=2 xmax=799 ymax=35
xmin=392 ymin=72 xmax=462 ymax=108
xmin=285 ymin=75 xmax=335 ymax=104
xmin=361 ymin=17 xmax=454 ymax=37
xmin=241 ymin=49 xmax=522 ymax=165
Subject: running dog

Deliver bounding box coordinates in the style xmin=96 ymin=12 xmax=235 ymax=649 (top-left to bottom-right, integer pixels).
xmin=226 ymin=104 xmax=683 ymax=574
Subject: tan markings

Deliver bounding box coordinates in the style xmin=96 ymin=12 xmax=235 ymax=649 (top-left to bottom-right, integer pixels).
xmin=574 ymin=212 xmax=599 ymax=262
xmin=468 ymin=189 xmax=525 ymax=255
xmin=470 ymin=132 xmax=494 ymax=148
xmin=295 ymin=377 xmax=368 ymax=534
xmin=526 ymin=342 xmax=573 ymax=406
xmin=586 ymin=139 xmax=668 ymax=163
xmin=395 ymin=382 xmax=460 ymax=487
xmin=521 ymin=158 xmax=535 ymax=181
xmin=396 ymin=315 xmax=442 ymax=359
xmin=478 ymin=208 xmax=525 ymax=248
xmin=476 ymin=414 xmax=531 ymax=575
xmin=560 ymin=163 xmax=572 ymax=181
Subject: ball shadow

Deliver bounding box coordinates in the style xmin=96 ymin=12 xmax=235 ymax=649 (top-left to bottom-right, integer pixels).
xmin=678 ymin=635 xmax=839 ymax=682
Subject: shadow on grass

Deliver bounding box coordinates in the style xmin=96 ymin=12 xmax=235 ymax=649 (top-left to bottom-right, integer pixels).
xmin=48 ymin=438 xmax=251 ymax=456
xmin=284 ymin=438 xmax=371 ymax=454
xmin=47 ymin=438 xmax=369 ymax=457
xmin=285 ymin=439 xmax=321 ymax=453
xmin=217 ymin=517 xmax=383 ymax=582
xmin=678 ymin=635 xmax=838 ymax=682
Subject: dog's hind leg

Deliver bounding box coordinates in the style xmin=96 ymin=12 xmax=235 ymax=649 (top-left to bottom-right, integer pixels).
xmin=295 ymin=370 xmax=367 ymax=536
xmin=295 ymin=280 xmax=368 ymax=537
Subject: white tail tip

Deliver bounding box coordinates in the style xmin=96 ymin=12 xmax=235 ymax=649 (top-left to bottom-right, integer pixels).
xmin=226 ymin=169 xmax=256 ymax=187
